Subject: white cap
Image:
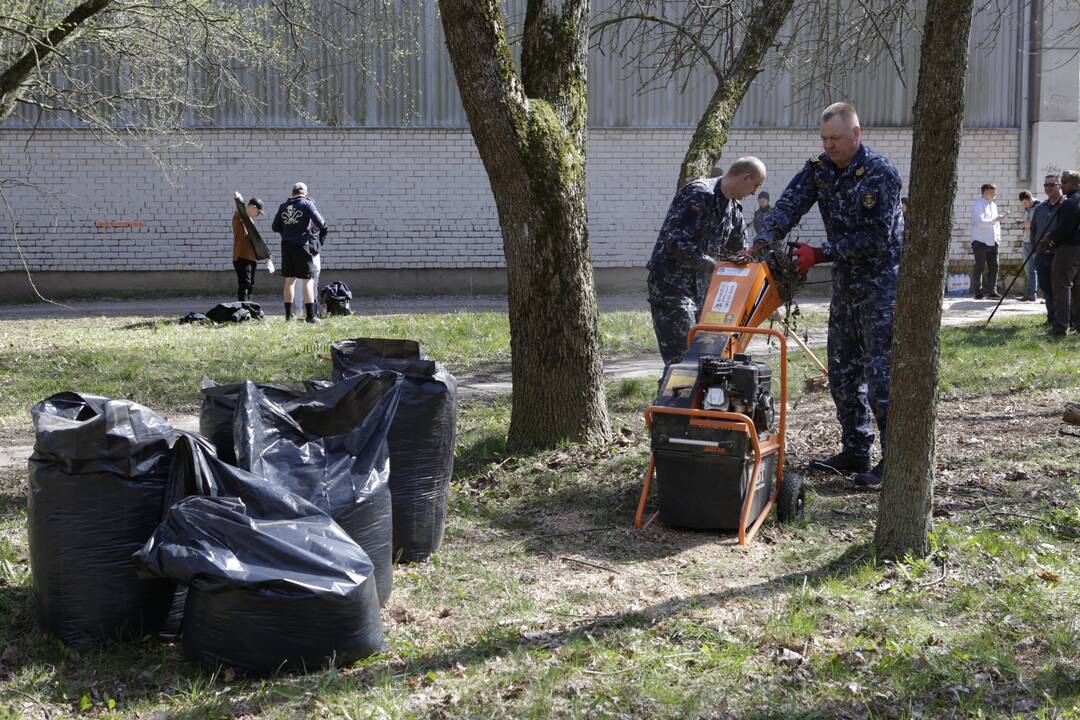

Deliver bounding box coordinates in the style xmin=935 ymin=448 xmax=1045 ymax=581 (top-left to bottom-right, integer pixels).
xmin=292 ymin=182 xmax=308 ymax=194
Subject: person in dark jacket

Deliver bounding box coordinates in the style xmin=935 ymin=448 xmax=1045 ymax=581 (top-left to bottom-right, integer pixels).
xmin=755 ymin=102 xmax=904 ymax=489
xmin=271 ymin=182 xmax=327 ymax=324
xmin=752 ymin=191 xmax=771 ymax=237
xmin=1031 ymin=174 xmax=1064 ymax=326
xmin=646 ymin=157 xmax=766 ymax=365
xmin=1046 ymin=170 xmax=1080 ymax=337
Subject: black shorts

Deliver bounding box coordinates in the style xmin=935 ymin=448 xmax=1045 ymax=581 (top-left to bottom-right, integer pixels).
xmin=280 ymin=242 xmax=316 ymax=279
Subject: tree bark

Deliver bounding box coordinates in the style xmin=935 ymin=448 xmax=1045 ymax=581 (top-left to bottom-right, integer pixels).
xmin=0 ymin=0 xmax=115 ymax=122
xmin=874 ymin=0 xmax=976 ymax=559
xmin=676 ymin=0 xmax=795 ymax=188
xmin=440 ymin=0 xmax=610 ymax=451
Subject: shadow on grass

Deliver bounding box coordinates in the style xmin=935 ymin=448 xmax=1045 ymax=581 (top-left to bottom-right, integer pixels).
xmin=943 ymin=320 xmax=1034 ymax=347
xmin=346 ymin=544 xmax=876 ymax=676
xmin=452 ymin=402 xmax=880 ymax=564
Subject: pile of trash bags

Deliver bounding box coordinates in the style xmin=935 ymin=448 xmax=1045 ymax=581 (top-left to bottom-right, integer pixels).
xmin=25 ymin=337 xmax=457 ymax=675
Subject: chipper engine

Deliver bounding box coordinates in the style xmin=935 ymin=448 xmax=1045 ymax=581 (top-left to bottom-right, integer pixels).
xmin=634 ymin=259 xmax=806 ymax=544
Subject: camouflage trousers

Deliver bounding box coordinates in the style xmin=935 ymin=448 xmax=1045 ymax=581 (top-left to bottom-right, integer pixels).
xmin=648 ymin=279 xmax=704 ymax=365
xmin=827 ymin=284 xmax=896 ymax=458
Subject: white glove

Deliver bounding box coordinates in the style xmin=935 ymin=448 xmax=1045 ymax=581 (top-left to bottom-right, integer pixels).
xmin=234 ymin=191 xmax=243 ymax=202
xmin=266 ymin=258 xmax=276 ymax=274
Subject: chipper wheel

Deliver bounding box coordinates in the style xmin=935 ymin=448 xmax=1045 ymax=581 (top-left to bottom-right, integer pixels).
xmin=777 ymin=470 xmax=805 ymax=523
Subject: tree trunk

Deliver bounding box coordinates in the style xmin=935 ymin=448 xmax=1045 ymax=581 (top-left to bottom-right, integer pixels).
xmin=874 ymin=0 xmax=976 ymax=559
xmin=440 ymin=0 xmax=610 ymax=451
xmin=677 ymin=0 xmax=795 ymax=188
xmin=0 ymin=0 xmax=115 ymax=122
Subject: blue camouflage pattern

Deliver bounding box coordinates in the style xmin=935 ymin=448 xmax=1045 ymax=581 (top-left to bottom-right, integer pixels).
xmin=756 ymin=144 xmax=904 ymax=457
xmin=647 ymin=177 xmax=748 ymax=364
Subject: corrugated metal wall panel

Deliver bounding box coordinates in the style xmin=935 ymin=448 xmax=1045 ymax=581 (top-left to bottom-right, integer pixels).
xmin=2 ymin=0 xmax=1021 ymax=130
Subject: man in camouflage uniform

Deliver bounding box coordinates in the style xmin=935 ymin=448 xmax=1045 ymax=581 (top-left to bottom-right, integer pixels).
xmin=647 ymin=157 xmax=766 ymax=365
xmin=755 ymin=102 xmax=904 ymax=488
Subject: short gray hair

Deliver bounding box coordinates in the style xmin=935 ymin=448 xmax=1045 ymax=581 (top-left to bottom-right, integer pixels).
xmin=726 ymin=156 xmax=766 ymax=182
xmin=821 ymin=102 xmax=860 ymax=130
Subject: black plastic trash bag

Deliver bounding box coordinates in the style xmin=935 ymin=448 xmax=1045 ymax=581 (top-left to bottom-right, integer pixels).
xmin=170 ymin=431 xmax=324 ymax=521
xmin=234 ymin=374 xmax=401 ymax=606
xmin=320 ymin=281 xmax=353 ymax=316
xmin=205 ymin=301 xmax=264 ymax=323
xmin=27 ymin=392 xmax=182 ymax=647
xmin=199 ymin=378 xmax=303 ymax=465
xmin=135 ymin=495 xmax=383 ymax=675
xmin=331 ymin=338 xmax=457 ymax=562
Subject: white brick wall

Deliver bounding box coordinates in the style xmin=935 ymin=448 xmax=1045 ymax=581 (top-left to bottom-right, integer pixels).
xmin=0 ymin=127 xmax=1027 ymax=273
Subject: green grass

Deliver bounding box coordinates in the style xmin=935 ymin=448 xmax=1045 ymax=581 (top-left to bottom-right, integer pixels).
xmin=0 ymin=311 xmax=659 ymax=434
xmin=0 ymin=311 xmax=1077 ymax=718
xmin=938 ymin=317 xmax=1080 ymax=395
xmin=0 ymin=307 xmax=835 ymax=435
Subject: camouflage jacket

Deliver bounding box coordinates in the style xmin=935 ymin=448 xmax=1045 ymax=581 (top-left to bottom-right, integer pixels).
xmin=646 ymin=177 xmax=747 ymax=291
xmin=756 ymin=144 xmax=903 ymax=287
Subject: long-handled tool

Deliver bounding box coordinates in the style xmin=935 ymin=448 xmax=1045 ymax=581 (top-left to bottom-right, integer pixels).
xmin=985 ymin=243 xmax=1039 ymax=327
xmin=769 ymin=312 xmax=829 ymax=393
xmin=769 ymin=312 xmax=828 ymax=378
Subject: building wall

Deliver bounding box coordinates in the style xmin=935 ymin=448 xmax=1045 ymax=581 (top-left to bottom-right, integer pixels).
xmin=0 ymin=126 xmax=1026 ymax=294
xmin=0 ymin=0 xmax=1023 ymax=131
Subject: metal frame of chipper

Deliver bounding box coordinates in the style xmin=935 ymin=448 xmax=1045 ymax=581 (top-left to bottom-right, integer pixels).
xmin=634 ymin=260 xmax=806 ymax=544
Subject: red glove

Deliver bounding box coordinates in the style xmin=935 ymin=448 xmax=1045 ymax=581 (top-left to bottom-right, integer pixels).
xmin=788 ymin=242 xmax=825 ymax=274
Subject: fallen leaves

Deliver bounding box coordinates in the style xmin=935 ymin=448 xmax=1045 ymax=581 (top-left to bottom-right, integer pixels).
xmin=1036 ymin=570 xmax=1061 ymax=583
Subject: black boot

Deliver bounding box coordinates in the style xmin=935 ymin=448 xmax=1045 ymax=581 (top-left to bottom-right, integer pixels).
xmin=304 ymin=302 xmax=320 ymax=324
xmin=284 ymin=303 xmax=293 ymax=321
xmin=807 ymin=451 xmax=871 ymax=474
xmin=853 ymin=461 xmax=884 ymax=488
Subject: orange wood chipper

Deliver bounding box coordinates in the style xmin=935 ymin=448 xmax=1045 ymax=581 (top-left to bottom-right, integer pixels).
xmin=634 ymin=259 xmax=807 ymax=544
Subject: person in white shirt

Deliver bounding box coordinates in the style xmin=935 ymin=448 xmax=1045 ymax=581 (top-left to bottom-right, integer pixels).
xmin=970 ymin=183 xmax=1008 ymax=299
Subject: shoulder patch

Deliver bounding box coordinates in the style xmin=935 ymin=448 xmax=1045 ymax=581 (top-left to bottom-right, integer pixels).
xmin=855 ymin=166 xmax=865 ymax=177
xmin=862 ymin=192 xmax=877 ymax=209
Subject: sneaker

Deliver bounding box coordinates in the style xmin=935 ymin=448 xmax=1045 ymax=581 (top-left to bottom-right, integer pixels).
xmin=985 ymin=293 xmax=1002 ymax=300
xmin=807 ymin=451 xmax=871 ymax=474
xmin=1020 ymin=296 xmax=1036 ymax=302
xmin=974 ymin=294 xmax=985 ymax=300
xmin=305 ymin=317 xmax=321 ymax=325
xmin=853 ymin=462 xmax=883 ymax=488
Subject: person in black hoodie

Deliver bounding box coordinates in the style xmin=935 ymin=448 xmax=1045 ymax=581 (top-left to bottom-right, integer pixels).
xmin=1046 ymin=170 xmax=1080 ymax=337
xmin=271 ymin=182 xmax=328 ymax=324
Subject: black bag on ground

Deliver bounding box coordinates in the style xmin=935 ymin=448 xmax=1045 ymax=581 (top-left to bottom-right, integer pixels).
xmin=234 ymin=373 xmax=401 ymax=606
xmin=205 ymin=301 xmax=264 ymax=323
xmin=331 ymin=338 xmax=457 ymax=562
xmin=135 ymin=495 xmax=383 ymax=675
xmin=199 ymin=378 xmax=304 ymax=465
xmin=28 ymin=393 xmax=182 ymax=647
xmin=319 ymin=281 xmax=353 ymax=316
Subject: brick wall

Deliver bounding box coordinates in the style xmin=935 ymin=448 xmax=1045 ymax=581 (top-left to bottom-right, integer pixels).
xmin=0 ymin=127 xmax=1026 ymax=275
